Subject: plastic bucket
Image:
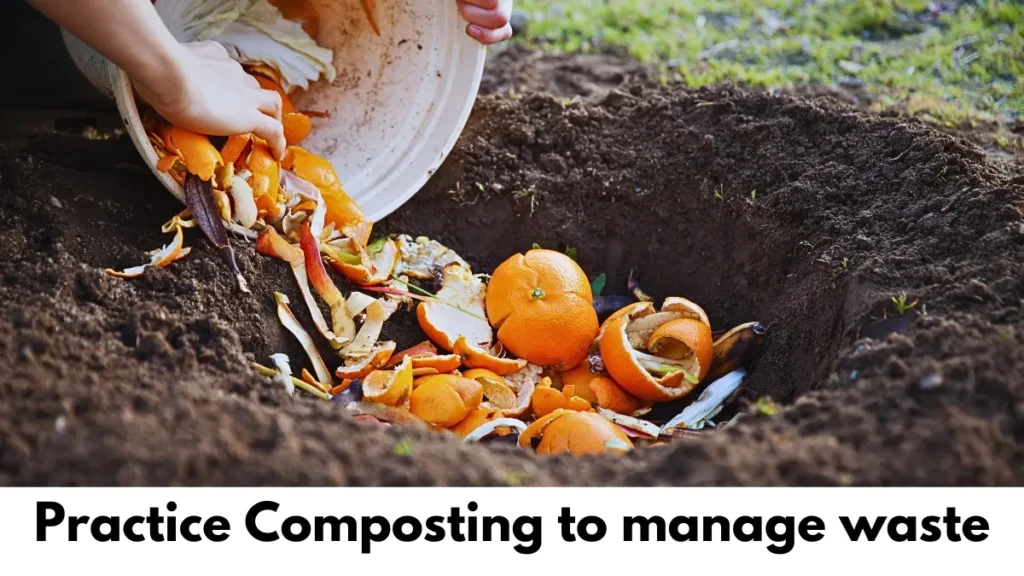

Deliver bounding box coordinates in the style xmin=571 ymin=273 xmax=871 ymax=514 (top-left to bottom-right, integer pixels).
xmin=61 ymin=0 xmax=486 ymax=232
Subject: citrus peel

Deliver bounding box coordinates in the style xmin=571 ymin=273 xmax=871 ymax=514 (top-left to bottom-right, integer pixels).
xmin=519 ymin=410 xmax=633 ymax=456
xmin=275 ymin=292 xmax=333 ymax=389
xmin=462 ymin=417 xmax=529 ymax=443
xmin=416 ymin=264 xmax=492 ymax=352
xmin=335 ymin=341 xmax=397 ymax=380
xmin=588 ymin=376 xmax=644 ymax=415
xmin=156 ymin=124 xmax=223 ymax=182
xmin=300 ymin=221 xmax=356 ymax=347
xmin=362 ymin=356 xmax=414 ymax=407
xmin=409 ymin=374 xmax=483 ymax=428
xmin=454 ymin=336 xmax=528 ymax=375
xmin=257 ymin=227 xmax=343 ymax=347
xmin=451 ymin=408 xmax=508 ymax=439
xmin=339 ymin=292 xmax=386 ymax=359
xmin=328 ymin=237 xmax=399 ymax=286
xmin=104 ymin=224 xmax=187 ymax=279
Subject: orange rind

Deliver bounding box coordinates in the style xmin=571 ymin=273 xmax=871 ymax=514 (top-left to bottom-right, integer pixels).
xmin=598 ymin=297 xmax=714 ymax=402
xmin=417 ymin=264 xmax=492 ymax=352
xmin=362 ymin=356 xmax=414 ymax=407
xmin=462 ymin=369 xmax=521 ymax=412
xmin=300 ymin=222 xmax=356 ymax=347
xmin=385 ymin=341 xmax=439 ymax=368
xmin=328 ymin=237 xmax=399 ymax=286
xmin=283 ymin=113 xmax=313 ymax=146
xmin=555 ymin=364 xmax=601 ymax=404
xmin=486 ymin=249 xmax=598 ymax=371
xmin=451 ymin=408 xmax=508 ymax=439
xmin=531 ymin=377 xmax=592 ymax=418
xmin=461 ymin=416 xmax=529 ymax=443
xmin=409 ymin=374 xmax=483 ymax=428
xmin=283 ymin=147 xmax=371 ymax=246
xmin=335 ymin=341 xmax=397 ymax=380
xmin=275 ymin=292 xmax=334 ymax=389
xmin=454 ymin=336 xmax=528 ymax=375
xmin=105 ymin=224 xmax=187 ymax=278
xmin=361 ymin=0 xmax=381 ymax=35
xmin=156 ymin=124 xmax=223 ymax=182
xmin=588 ymin=376 xmax=644 ymax=415
xmin=519 ymin=410 xmax=633 ymax=456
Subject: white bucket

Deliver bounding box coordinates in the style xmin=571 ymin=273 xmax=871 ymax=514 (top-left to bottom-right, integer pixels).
xmin=61 ymin=0 xmax=485 ymax=229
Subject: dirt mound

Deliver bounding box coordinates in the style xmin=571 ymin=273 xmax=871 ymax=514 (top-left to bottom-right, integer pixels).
xmin=1 ymin=11 xmax=1022 ymax=485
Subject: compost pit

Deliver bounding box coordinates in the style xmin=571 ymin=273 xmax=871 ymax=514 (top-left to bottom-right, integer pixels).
xmin=2 ymin=36 xmax=1024 ymax=484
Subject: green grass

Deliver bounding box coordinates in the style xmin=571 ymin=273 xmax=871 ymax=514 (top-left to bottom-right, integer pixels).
xmin=514 ymin=0 xmax=1023 ymax=126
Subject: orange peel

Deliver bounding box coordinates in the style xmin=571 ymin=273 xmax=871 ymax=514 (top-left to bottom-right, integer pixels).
xmin=417 ymin=264 xmax=492 ymax=352
xmin=462 ymin=369 xmax=520 ymax=412
xmin=335 ymin=341 xmax=397 ymax=380
xmin=461 ymin=416 xmax=529 ymax=443
xmin=300 ymin=221 xmax=357 ymax=347
xmin=156 ymin=124 xmax=223 ymax=182
xmin=361 ymin=0 xmax=381 ymax=35
xmin=339 ymin=292 xmax=386 ymax=360
xmin=282 ymin=147 xmax=371 ymax=246
xmin=519 ymin=410 xmax=633 ymax=456
xmin=598 ymin=298 xmax=714 ymax=402
xmin=384 ymin=341 xmax=439 ymax=368
xmin=104 ymin=224 xmax=187 ymax=279
xmin=283 ymin=113 xmax=313 ymax=146
xmin=328 ymin=237 xmax=399 ymax=286
xmin=409 ymin=374 xmax=483 ymax=428
xmin=362 ymin=356 xmax=414 ymax=407
xmin=454 ymin=336 xmax=528 ymax=375
xmin=275 ymin=292 xmax=333 ymax=389
xmin=531 ymin=377 xmax=592 ymax=418
xmin=588 ymin=376 xmax=644 ymax=415
xmin=258 ymin=227 xmax=344 ymax=347
xmin=393 ymin=234 xmax=470 ymax=280
xmin=451 ymin=408 xmax=508 ymax=439
xmin=556 ymin=364 xmax=601 ymax=404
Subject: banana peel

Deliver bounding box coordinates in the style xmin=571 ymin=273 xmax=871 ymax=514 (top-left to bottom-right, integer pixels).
xmin=705 ymin=322 xmax=767 ymax=382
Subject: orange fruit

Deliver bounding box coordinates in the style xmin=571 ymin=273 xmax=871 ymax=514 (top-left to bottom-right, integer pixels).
xmin=450 ymin=408 xmax=509 ymax=439
xmin=409 ymin=374 xmax=483 ymax=427
xmin=486 ymin=249 xmax=598 ymax=370
xmin=599 ymin=314 xmax=713 ymax=402
xmin=588 ymin=376 xmax=644 ymax=415
xmin=519 ymin=410 xmax=633 ymax=456
xmin=417 ymin=264 xmax=492 ymax=352
xmin=453 ymin=336 xmax=527 ymax=375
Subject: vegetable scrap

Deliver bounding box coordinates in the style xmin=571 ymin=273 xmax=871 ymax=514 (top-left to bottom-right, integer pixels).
xmin=109 ymin=1 xmax=770 ymax=458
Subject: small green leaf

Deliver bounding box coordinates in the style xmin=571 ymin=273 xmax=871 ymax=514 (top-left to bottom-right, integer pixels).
xmin=683 ymin=371 xmax=700 ymax=385
xmin=590 ymin=273 xmax=607 ymax=297
xmin=564 ymin=246 xmax=577 ymax=261
xmin=531 ymin=243 xmax=542 ymax=250
xmin=393 ymin=437 xmax=414 ymax=456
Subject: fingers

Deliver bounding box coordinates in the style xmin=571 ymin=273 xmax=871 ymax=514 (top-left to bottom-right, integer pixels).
xmin=251 ymin=114 xmax=287 ymax=161
xmin=456 ymin=0 xmax=512 ymax=44
xmin=467 ymin=22 xmax=513 ymax=45
xmin=243 ymin=73 xmax=261 ymax=90
xmin=191 ymin=40 xmax=229 ymax=59
xmin=256 ymin=89 xmax=283 ymax=121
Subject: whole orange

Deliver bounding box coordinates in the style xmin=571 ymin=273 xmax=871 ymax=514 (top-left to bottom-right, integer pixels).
xmin=486 ymin=249 xmax=598 ymax=370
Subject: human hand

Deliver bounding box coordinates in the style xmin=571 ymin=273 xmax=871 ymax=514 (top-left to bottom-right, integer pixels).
xmin=456 ymin=0 xmax=513 ymax=45
xmin=133 ymin=41 xmax=287 ymax=160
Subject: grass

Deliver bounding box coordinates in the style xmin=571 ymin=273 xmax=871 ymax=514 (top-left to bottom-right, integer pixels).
xmin=513 ymin=1 xmax=1023 ymax=127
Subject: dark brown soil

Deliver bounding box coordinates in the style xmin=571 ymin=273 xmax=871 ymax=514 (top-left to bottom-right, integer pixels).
xmin=2 ymin=5 xmax=1023 ymax=486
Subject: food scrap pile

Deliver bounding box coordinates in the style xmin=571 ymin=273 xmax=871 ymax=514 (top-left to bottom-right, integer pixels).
xmin=105 ymin=0 xmax=767 ymax=457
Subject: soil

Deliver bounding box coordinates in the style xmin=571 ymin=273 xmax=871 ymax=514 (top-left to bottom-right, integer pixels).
xmin=2 ymin=6 xmax=1023 ymax=486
